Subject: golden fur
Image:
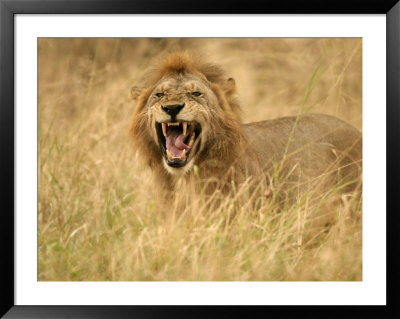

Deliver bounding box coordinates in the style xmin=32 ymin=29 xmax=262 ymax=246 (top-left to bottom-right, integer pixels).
xmin=129 ymin=52 xmax=362 ymax=199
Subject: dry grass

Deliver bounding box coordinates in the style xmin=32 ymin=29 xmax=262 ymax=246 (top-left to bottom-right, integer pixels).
xmin=38 ymin=38 xmax=362 ymax=281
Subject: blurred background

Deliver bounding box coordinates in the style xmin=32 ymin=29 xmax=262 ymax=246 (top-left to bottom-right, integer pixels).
xmin=38 ymin=38 xmax=362 ymax=281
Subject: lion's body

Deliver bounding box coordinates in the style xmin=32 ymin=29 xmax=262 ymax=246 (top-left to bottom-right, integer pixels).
xmin=242 ymin=114 xmax=362 ymax=195
xmin=129 ymin=52 xmax=362 ymax=200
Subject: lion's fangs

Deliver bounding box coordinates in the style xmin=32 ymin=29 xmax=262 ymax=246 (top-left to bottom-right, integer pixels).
xmin=166 ymin=149 xmax=173 ymax=160
xmin=183 ymin=122 xmax=187 ymax=136
xmin=161 ymin=121 xmax=192 ymax=138
xmin=167 ymin=149 xmax=186 ymax=161
xmin=180 ymin=149 xmax=186 ymax=160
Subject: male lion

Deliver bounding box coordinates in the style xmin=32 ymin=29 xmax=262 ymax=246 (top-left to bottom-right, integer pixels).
xmin=129 ymin=52 xmax=362 ymax=201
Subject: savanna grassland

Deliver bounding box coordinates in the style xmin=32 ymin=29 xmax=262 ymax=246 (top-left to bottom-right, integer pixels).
xmin=38 ymin=38 xmax=362 ymax=281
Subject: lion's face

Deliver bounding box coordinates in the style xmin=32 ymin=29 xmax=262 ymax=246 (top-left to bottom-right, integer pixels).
xmin=145 ymin=74 xmax=220 ymax=174
xmin=130 ymin=52 xmax=242 ymax=178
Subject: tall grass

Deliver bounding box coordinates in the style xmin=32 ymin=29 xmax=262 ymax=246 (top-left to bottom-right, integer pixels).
xmin=38 ymin=38 xmax=362 ymax=281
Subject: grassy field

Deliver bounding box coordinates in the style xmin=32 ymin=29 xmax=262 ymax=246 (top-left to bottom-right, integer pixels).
xmin=38 ymin=38 xmax=362 ymax=281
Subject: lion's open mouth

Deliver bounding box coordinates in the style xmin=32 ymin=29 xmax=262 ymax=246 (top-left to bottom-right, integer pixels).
xmin=156 ymin=121 xmax=201 ymax=167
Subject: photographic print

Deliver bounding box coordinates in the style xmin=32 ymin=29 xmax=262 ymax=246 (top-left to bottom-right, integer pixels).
xmin=38 ymin=38 xmax=362 ymax=281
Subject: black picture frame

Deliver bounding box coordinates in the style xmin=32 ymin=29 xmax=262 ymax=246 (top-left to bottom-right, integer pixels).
xmin=1 ymin=0 xmax=399 ymax=318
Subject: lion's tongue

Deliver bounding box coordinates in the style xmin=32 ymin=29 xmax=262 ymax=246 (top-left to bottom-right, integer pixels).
xmin=166 ymin=131 xmax=190 ymax=157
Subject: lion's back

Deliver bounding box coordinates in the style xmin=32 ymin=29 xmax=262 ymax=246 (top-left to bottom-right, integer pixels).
xmin=242 ymin=114 xmax=362 ymax=192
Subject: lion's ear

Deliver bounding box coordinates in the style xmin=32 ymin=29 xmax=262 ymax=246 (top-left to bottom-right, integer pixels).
xmin=222 ymin=77 xmax=236 ymax=94
xmin=130 ymin=86 xmax=144 ymax=100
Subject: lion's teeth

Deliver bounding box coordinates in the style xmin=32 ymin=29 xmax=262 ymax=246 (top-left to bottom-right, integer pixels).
xmin=188 ymin=133 xmax=195 ymax=147
xmin=166 ymin=150 xmax=173 ymax=161
xmin=183 ymin=122 xmax=187 ymax=136
xmin=180 ymin=149 xmax=186 ymax=160
xmin=167 ymin=122 xmax=179 ymax=126
xmin=161 ymin=123 xmax=167 ymax=137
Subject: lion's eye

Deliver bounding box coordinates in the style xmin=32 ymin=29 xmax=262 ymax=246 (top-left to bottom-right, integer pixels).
xmin=155 ymin=92 xmax=164 ymax=98
xmin=191 ymin=92 xmax=202 ymax=97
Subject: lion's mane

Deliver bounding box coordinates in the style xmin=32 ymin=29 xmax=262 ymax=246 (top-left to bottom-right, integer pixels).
xmin=129 ymin=52 xmax=252 ymax=190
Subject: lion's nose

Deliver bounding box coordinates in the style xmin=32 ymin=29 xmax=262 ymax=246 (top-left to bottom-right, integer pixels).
xmin=161 ymin=104 xmax=185 ymax=117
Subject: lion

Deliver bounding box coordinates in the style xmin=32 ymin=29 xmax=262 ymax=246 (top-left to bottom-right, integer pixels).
xmin=129 ymin=51 xmax=362 ymax=203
